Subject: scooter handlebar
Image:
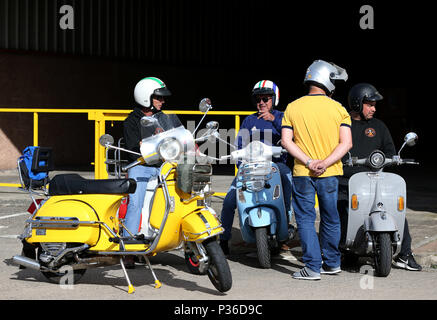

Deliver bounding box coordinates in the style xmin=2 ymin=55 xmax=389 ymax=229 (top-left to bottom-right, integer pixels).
xmin=401 ymin=159 xmax=419 ymax=165
xmin=122 ymin=158 xmax=145 ymax=171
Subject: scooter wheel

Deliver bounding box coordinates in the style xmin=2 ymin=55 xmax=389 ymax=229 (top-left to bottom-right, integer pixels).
xmin=255 ymin=227 xmax=271 ymax=269
xmin=204 ymin=239 xmax=232 ymax=293
xmin=374 ymin=232 xmax=392 ymax=277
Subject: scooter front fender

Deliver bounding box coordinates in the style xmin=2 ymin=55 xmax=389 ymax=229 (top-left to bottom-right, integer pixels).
xmin=247 ymin=207 xmax=276 ymax=228
xmin=365 ymin=211 xmax=398 ymax=233
xmin=182 ymin=209 xmax=224 ymax=242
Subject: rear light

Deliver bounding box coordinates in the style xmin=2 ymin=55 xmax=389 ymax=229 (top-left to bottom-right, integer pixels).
xmin=351 ymin=194 xmax=359 ymax=210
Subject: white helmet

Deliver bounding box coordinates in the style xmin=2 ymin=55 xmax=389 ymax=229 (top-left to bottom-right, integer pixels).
xmin=134 ymin=77 xmax=171 ymax=108
xmin=252 ymin=80 xmax=280 ymax=106
xmin=304 ymin=60 xmax=348 ymax=94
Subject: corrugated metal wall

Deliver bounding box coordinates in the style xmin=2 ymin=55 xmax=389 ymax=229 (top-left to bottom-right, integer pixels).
xmin=0 ymin=0 xmax=264 ymax=66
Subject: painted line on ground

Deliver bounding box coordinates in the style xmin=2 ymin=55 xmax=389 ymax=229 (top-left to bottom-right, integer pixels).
xmin=0 ymin=212 xmax=28 ymax=220
xmin=0 ymin=235 xmax=19 ymax=238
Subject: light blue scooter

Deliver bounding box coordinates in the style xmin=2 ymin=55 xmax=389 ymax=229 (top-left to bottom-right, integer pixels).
xmin=229 ymin=141 xmax=293 ymax=268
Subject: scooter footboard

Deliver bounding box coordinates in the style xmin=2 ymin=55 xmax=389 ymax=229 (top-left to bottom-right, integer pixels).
xmin=182 ymin=210 xmax=223 ymax=242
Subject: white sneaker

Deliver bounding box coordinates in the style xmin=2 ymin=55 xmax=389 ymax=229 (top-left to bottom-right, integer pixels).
xmin=320 ymin=264 xmax=342 ymax=274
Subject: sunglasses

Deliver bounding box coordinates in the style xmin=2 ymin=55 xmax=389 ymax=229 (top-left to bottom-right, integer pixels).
xmin=152 ymin=95 xmax=166 ymax=101
xmin=255 ymin=96 xmax=272 ymax=103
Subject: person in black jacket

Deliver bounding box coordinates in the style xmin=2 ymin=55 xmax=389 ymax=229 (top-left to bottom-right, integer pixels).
xmin=338 ymin=83 xmax=422 ymax=271
xmin=122 ymin=77 xmax=180 ymax=246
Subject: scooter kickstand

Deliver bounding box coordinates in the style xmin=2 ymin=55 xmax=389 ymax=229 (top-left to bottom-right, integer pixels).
xmin=143 ymin=255 xmax=162 ymax=289
xmin=119 ymin=257 xmax=135 ymax=294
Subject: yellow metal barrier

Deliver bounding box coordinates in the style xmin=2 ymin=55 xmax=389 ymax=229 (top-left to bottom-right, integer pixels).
xmin=0 ymin=108 xmax=253 ymax=196
xmin=0 ymin=108 xmax=320 ymax=206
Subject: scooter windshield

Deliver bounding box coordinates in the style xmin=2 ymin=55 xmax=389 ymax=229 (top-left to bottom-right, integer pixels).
xmin=139 ymin=113 xmax=195 ymax=165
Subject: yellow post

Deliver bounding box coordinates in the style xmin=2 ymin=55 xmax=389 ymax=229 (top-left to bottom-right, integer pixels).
xmin=89 ymin=111 xmax=108 ymax=180
xmin=93 ymin=114 xmax=100 ymax=179
xmin=98 ymin=116 xmax=107 ymax=179
xmin=33 ymin=112 xmax=38 ymax=146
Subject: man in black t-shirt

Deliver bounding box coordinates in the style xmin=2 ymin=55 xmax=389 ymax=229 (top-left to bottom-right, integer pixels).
xmin=338 ymin=83 xmax=422 ymax=271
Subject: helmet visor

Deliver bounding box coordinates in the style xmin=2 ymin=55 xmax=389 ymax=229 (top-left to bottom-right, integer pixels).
xmin=153 ymin=87 xmax=172 ymax=97
xmin=252 ymin=87 xmax=275 ymax=96
xmin=364 ymin=91 xmax=383 ymax=102
xmin=329 ymin=63 xmax=348 ymax=82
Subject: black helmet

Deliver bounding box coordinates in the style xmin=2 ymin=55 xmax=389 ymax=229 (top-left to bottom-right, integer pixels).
xmin=348 ymin=83 xmax=383 ymax=113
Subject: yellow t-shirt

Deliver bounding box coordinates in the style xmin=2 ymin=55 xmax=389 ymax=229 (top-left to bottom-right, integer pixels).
xmin=281 ymin=94 xmax=351 ymax=177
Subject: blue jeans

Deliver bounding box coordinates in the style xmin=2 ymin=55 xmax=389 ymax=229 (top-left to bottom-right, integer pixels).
xmin=292 ymin=176 xmax=340 ymax=273
xmin=220 ymin=162 xmax=293 ymax=241
xmin=123 ymin=165 xmax=159 ymax=237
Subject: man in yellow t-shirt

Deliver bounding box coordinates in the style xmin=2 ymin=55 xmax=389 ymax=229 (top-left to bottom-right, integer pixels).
xmin=281 ymin=60 xmax=352 ymax=280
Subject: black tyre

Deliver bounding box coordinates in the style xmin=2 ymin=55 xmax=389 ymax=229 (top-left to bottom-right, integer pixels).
xmin=204 ymin=240 xmax=232 ymax=293
xmin=373 ymin=232 xmax=392 ymax=277
xmin=255 ymin=227 xmax=271 ymax=268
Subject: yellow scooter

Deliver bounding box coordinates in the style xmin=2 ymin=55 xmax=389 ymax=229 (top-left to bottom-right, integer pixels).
xmin=12 ymin=99 xmax=232 ymax=293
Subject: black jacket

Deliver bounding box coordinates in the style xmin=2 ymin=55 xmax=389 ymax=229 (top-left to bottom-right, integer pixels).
xmin=123 ymin=108 xmax=182 ymax=163
xmin=338 ymin=117 xmax=396 ymax=199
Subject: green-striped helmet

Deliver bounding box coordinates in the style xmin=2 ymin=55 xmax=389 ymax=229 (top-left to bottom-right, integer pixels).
xmin=134 ymin=77 xmax=171 ymax=108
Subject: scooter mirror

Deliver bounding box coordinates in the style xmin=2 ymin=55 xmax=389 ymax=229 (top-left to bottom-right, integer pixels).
xmin=205 ymin=121 xmax=219 ymax=130
xmin=404 ymin=132 xmax=418 ymax=147
xmin=140 ymin=116 xmax=158 ymax=127
xmin=99 ymin=134 xmax=114 ymax=147
xmin=199 ymin=98 xmax=212 ymax=113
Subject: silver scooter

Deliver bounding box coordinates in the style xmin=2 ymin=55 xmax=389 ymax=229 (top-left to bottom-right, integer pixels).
xmin=341 ymin=132 xmax=418 ymax=277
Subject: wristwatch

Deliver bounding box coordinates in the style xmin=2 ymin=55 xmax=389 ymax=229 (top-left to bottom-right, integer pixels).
xmin=305 ymin=159 xmax=312 ymax=168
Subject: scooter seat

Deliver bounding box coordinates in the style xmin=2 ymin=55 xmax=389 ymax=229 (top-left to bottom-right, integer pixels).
xmin=48 ymin=174 xmax=137 ymax=196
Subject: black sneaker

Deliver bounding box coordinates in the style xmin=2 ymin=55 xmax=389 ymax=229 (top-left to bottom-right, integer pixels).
xmin=393 ymin=254 xmax=422 ymax=271
xmin=219 ymin=240 xmax=230 ymax=256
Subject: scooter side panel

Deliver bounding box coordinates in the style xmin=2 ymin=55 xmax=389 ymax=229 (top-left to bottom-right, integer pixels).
xmin=27 ymin=194 xmax=122 ymax=246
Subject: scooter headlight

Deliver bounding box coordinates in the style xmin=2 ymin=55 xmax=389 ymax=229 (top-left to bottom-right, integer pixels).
xmin=158 ymin=137 xmax=182 ymax=161
xmin=369 ymin=150 xmax=385 ymax=169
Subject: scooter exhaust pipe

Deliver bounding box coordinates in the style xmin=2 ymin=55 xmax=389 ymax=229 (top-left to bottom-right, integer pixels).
xmin=12 ymin=255 xmax=41 ymax=271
